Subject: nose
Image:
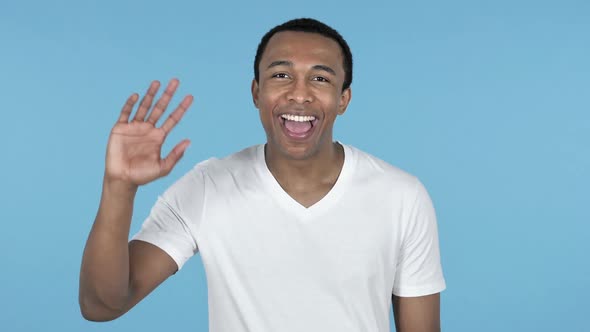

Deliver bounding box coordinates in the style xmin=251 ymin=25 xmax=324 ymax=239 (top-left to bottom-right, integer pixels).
xmin=286 ymin=79 xmax=313 ymax=104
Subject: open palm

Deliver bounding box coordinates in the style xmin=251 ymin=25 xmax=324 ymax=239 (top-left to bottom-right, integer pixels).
xmin=105 ymin=79 xmax=193 ymax=186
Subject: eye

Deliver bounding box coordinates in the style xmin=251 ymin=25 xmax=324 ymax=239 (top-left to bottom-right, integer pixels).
xmin=312 ymin=76 xmax=330 ymax=83
xmin=272 ymin=73 xmax=290 ymax=79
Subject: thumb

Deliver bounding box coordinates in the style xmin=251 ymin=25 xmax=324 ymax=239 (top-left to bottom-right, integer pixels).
xmin=160 ymin=139 xmax=190 ymax=177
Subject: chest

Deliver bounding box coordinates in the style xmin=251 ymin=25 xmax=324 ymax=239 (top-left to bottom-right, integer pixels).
xmin=283 ymin=182 xmax=335 ymax=208
xmin=196 ymin=190 xmax=401 ymax=287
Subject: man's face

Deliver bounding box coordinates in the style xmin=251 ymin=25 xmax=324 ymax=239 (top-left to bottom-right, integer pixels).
xmin=252 ymin=31 xmax=351 ymax=160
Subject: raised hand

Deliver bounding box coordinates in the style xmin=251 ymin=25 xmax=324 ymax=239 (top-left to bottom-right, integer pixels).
xmin=105 ymin=79 xmax=193 ymax=187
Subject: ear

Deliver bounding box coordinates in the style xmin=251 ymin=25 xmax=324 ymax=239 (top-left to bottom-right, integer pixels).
xmin=251 ymin=79 xmax=259 ymax=109
xmin=337 ymin=87 xmax=352 ymax=115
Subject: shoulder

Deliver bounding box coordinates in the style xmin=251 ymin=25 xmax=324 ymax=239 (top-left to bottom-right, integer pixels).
xmin=162 ymin=145 xmax=261 ymax=199
xmin=195 ymin=145 xmax=260 ymax=178
xmin=344 ymin=143 xmax=420 ymax=194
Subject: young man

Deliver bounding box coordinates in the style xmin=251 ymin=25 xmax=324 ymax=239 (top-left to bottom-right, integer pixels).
xmin=79 ymin=18 xmax=445 ymax=332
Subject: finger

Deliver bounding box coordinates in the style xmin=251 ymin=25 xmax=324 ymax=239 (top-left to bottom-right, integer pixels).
xmin=160 ymin=139 xmax=191 ymax=176
xmin=147 ymin=78 xmax=179 ymax=125
xmin=161 ymin=95 xmax=193 ymax=134
xmin=118 ymin=93 xmax=139 ymax=123
xmin=133 ymin=80 xmax=161 ymax=122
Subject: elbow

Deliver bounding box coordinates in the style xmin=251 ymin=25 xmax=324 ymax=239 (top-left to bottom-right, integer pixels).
xmin=79 ymin=292 xmax=124 ymax=322
xmin=79 ymin=301 xmax=109 ymax=322
xmin=80 ymin=308 xmax=112 ymax=322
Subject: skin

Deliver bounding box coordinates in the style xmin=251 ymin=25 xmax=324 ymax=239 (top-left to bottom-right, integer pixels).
xmin=79 ymin=79 xmax=191 ymax=321
xmin=393 ymin=293 xmax=441 ymax=332
xmin=79 ymin=31 xmax=441 ymax=331
xmin=252 ymin=31 xmax=351 ymax=207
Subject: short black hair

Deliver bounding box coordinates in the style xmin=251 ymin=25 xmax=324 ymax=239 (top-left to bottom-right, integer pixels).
xmin=254 ymin=18 xmax=353 ymax=91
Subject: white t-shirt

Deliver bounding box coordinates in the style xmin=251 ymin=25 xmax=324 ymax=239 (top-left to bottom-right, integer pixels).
xmin=132 ymin=143 xmax=446 ymax=332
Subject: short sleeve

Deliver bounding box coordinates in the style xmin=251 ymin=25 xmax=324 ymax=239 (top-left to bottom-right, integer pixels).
xmin=131 ymin=167 xmax=205 ymax=271
xmin=392 ymin=180 xmax=446 ymax=297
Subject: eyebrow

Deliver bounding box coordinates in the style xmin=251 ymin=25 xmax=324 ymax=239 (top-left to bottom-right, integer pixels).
xmin=266 ymin=60 xmax=337 ymax=76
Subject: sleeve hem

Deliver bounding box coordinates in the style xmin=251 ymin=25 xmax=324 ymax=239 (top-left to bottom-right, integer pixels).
xmin=131 ymin=233 xmax=188 ymax=271
xmin=393 ymin=280 xmax=446 ymax=297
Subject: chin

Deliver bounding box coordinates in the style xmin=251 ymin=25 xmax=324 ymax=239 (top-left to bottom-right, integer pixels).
xmin=263 ymin=120 xmax=331 ymax=161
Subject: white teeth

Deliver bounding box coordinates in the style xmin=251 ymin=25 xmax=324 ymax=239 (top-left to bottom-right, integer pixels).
xmin=281 ymin=114 xmax=316 ymax=122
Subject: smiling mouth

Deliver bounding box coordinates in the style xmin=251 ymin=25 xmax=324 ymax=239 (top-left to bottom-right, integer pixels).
xmin=279 ymin=113 xmax=319 ymax=138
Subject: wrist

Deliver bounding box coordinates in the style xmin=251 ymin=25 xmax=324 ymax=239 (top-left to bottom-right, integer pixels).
xmin=102 ymin=176 xmax=139 ymax=196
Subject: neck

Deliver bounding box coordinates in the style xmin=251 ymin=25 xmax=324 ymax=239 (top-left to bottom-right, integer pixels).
xmin=264 ymin=142 xmax=344 ymax=192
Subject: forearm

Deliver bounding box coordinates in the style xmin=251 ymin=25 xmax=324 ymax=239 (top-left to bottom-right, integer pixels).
xmin=79 ymin=178 xmax=138 ymax=318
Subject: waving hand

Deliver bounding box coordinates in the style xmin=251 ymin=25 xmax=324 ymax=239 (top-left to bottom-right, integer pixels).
xmin=105 ymin=79 xmax=193 ymax=186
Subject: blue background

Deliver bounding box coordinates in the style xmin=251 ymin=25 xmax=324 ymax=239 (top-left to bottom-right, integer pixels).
xmin=1 ymin=0 xmax=588 ymax=331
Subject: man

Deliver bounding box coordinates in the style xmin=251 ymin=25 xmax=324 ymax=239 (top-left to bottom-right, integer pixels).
xmin=79 ymin=18 xmax=445 ymax=331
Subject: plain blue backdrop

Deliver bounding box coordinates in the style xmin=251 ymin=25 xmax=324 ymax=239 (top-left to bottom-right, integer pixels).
xmin=0 ymin=0 xmax=588 ymax=331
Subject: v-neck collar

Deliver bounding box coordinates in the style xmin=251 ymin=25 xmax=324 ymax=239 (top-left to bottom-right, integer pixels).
xmin=255 ymin=142 xmax=355 ymax=220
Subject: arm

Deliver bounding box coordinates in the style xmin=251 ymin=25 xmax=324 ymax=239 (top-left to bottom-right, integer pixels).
xmin=79 ymin=79 xmax=193 ymax=321
xmin=392 ymin=180 xmax=445 ymax=331
xmin=392 ymin=293 xmax=441 ymax=332
xmin=79 ymin=180 xmax=178 ymax=321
